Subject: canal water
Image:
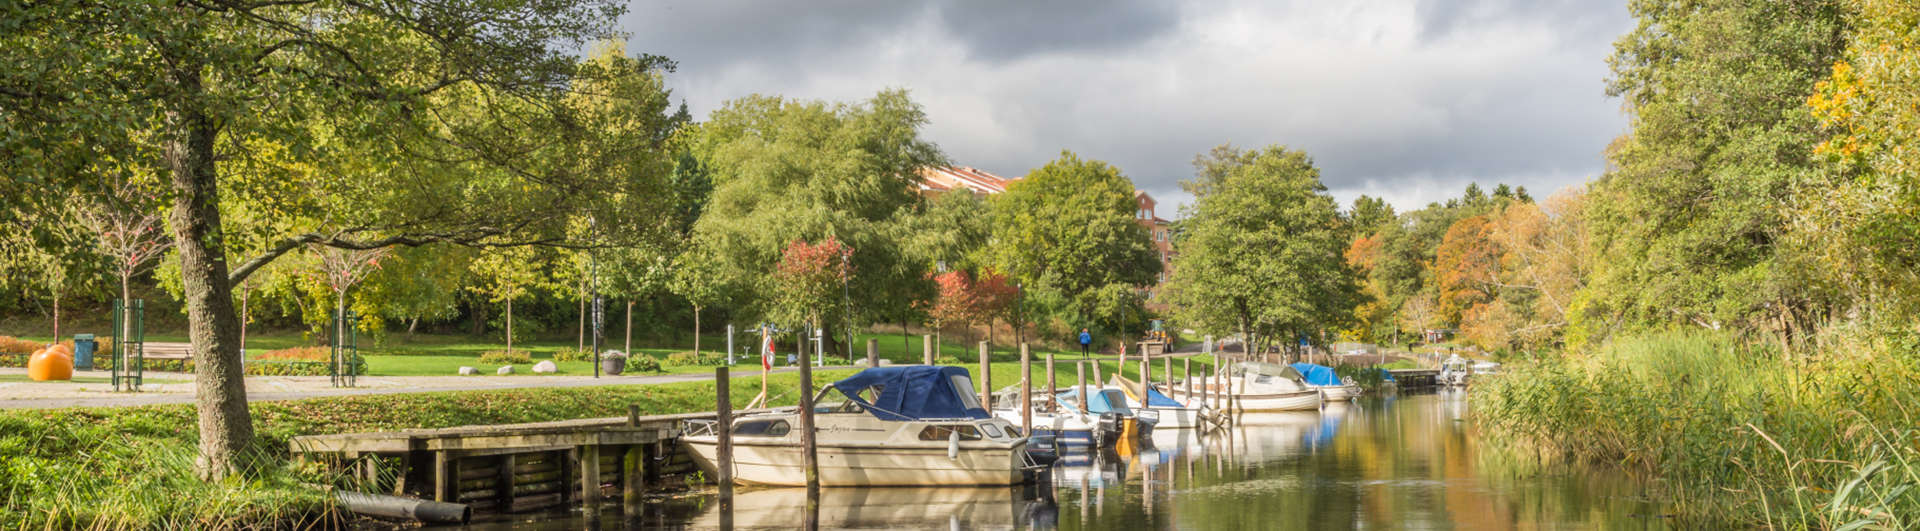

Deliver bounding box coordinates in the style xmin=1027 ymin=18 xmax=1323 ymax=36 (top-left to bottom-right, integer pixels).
xmin=445 ymin=389 xmax=1670 ymax=530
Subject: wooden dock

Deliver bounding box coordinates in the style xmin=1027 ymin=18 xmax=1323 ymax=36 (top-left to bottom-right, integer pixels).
xmin=290 ymin=409 xmax=781 ymax=513
xmin=1387 ymin=369 xmax=1440 ymax=389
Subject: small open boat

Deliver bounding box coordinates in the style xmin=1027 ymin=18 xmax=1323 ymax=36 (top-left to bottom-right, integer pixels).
xmin=1108 ymin=375 xmax=1211 ymax=429
xmin=681 ymin=366 xmax=1045 ymax=486
xmin=1290 ymin=362 xmax=1362 ymax=401
xmin=991 ymin=389 xmax=1102 ymax=447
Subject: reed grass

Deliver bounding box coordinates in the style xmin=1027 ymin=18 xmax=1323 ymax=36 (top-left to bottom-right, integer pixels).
xmin=1471 ymin=330 xmax=1920 ymax=528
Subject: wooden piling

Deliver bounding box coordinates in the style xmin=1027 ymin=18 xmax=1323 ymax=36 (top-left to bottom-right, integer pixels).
xmin=580 ymin=444 xmax=602 ymax=504
xmin=1045 ymin=352 xmax=1056 ymax=398
xmin=923 ymin=335 xmax=933 ymax=365
xmin=1182 ymin=358 xmax=1191 ymax=395
xmin=1162 ymin=357 xmax=1171 ymax=389
xmin=977 ymin=341 xmax=991 ymax=409
xmin=1091 ymin=357 xmax=1104 ymax=387
xmin=1138 ymin=358 xmax=1150 ymax=411
xmin=1076 ymin=362 xmax=1087 ymax=413
xmin=865 ymin=338 xmax=878 ymax=368
xmin=797 ymin=342 xmax=818 ymax=489
xmin=1020 ymin=343 xmax=1031 ymax=435
xmin=714 ymin=367 xmax=733 ymax=488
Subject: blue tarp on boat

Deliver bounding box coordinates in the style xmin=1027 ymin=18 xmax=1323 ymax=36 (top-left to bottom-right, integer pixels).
xmin=832 ymin=366 xmax=989 ymax=421
xmin=1289 ymin=363 xmax=1344 ymax=386
xmin=1143 ymin=386 xmax=1185 ymax=408
xmin=1054 ymin=388 xmax=1134 ymax=415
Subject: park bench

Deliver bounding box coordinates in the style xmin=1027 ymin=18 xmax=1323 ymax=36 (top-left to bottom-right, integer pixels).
xmin=142 ymin=342 xmax=194 ymax=361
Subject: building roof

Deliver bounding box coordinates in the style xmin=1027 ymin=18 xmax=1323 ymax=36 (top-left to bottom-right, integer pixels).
xmin=919 ymin=165 xmax=1012 ymax=195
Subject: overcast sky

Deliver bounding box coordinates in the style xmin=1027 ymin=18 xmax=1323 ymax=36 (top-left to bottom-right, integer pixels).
xmin=619 ymin=0 xmax=1633 ymax=216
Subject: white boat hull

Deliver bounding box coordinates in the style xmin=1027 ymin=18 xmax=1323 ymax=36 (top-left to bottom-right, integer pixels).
xmin=1167 ymin=387 xmax=1322 ymax=412
xmin=1315 ymin=384 xmax=1362 ymax=401
xmin=682 ymin=437 xmax=1030 ymax=487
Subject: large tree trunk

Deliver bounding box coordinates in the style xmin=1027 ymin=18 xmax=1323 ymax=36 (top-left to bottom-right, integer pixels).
xmin=50 ymin=293 xmax=59 ymax=340
xmin=505 ymin=298 xmax=515 ymax=354
xmin=692 ymin=305 xmax=702 ymax=354
xmin=624 ymin=300 xmax=633 ymax=354
xmin=166 ymin=90 xmax=255 ymax=480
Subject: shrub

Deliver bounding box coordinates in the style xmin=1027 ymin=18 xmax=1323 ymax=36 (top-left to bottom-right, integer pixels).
xmin=479 ymin=350 xmax=531 ymax=365
xmin=665 ymin=350 xmax=723 ymax=367
xmin=0 ymin=336 xmax=43 ymax=354
xmin=551 ymin=348 xmax=592 ymax=363
xmin=253 ymin=346 xmax=329 ymax=361
xmin=628 ymin=356 xmax=662 ymax=373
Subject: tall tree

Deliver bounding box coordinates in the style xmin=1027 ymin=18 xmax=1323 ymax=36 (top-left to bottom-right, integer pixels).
xmin=986 ymin=152 xmax=1159 ymax=338
xmin=0 ymin=0 xmax=680 ymax=476
xmin=688 ymin=90 xmax=942 ymax=343
xmin=1163 ymin=145 xmax=1361 ymax=358
xmin=467 ymin=246 xmax=548 ymax=355
xmin=1584 ymin=0 xmax=1847 ymax=345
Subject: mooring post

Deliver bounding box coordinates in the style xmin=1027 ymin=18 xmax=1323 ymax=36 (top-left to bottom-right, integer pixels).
xmin=1020 ymin=343 xmax=1032 ymax=435
xmin=977 ymin=341 xmax=991 ymax=409
xmin=866 ymin=338 xmax=878 ymax=368
xmin=923 ymin=334 xmax=934 ymax=365
xmin=715 ymin=367 xmax=733 ymax=489
xmin=1045 ymin=352 xmax=1056 ymax=397
xmin=623 ymin=445 xmax=645 ymax=509
xmin=1183 ymin=358 xmax=1191 ymax=395
xmin=581 ymin=444 xmax=602 ymax=504
xmin=1117 ymin=349 xmax=1126 ymax=382
xmin=433 ymin=451 xmax=452 ymax=502
xmin=627 ymin=404 xmax=639 ymax=427
xmin=1091 ymin=357 xmax=1103 ymax=389
xmin=1076 ymin=361 xmax=1087 ymax=414
xmin=1162 ymin=357 xmax=1171 ymax=390
xmin=797 ymin=345 xmax=818 ymax=489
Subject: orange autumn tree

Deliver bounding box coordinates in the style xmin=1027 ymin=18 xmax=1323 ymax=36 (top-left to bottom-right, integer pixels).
xmin=1432 ymin=215 xmax=1503 ymax=326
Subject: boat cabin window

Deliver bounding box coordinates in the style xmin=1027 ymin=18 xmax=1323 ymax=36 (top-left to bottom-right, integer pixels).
xmin=917 ymin=424 xmax=982 ymax=441
xmin=949 ymin=374 xmax=983 ymax=410
xmin=732 ymin=420 xmax=791 ymax=437
xmin=978 ymin=423 xmax=1004 ymax=439
xmin=816 ymin=385 xmax=874 ymax=414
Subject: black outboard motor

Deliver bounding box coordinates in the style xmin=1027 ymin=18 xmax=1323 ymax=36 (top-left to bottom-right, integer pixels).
xmin=1095 ymin=411 xmax=1124 ymax=447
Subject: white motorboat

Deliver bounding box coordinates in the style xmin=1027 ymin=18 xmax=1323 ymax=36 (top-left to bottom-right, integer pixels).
xmin=681 ymin=366 xmax=1044 ymax=486
xmin=1168 ymin=362 xmax=1324 ymax=412
xmin=1440 ymin=354 xmax=1473 ymax=387
xmin=992 ymin=391 xmax=1101 ymax=447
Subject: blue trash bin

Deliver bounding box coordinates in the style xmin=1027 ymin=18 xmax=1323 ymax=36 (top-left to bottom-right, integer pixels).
xmin=72 ymin=334 xmax=96 ymax=370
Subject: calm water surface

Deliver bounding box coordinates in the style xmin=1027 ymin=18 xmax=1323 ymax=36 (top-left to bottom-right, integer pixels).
xmin=444 ymin=390 xmax=1670 ymax=530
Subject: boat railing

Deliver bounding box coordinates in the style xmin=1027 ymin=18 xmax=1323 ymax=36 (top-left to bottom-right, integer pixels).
xmin=682 ymin=418 xmax=719 ymax=437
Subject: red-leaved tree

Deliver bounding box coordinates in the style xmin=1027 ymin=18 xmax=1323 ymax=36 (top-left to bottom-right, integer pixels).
xmin=771 ymin=236 xmax=854 ymax=341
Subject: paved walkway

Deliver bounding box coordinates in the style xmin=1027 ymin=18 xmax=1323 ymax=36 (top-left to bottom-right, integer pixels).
xmin=0 ymin=366 xmax=844 ymax=410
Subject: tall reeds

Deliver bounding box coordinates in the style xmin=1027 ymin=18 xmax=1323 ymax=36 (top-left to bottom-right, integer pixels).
xmin=1472 ymin=330 xmax=1918 ymax=528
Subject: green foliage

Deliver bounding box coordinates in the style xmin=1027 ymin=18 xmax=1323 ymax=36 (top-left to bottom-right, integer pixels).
xmin=664 ymin=350 xmax=725 ymax=367
xmin=986 ymin=151 xmax=1159 ymax=336
xmin=1164 ymin=145 xmax=1359 ymax=350
xmin=478 ymin=350 xmax=533 ymax=365
xmin=551 ymin=348 xmax=594 ymax=363
xmin=628 ymin=355 xmax=663 ymax=373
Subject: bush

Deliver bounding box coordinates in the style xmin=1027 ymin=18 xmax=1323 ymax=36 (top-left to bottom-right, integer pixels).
xmin=665 ymin=350 xmax=723 ymax=367
xmin=0 ymin=336 xmax=43 ymax=355
xmin=628 ymin=356 xmax=662 ymax=373
xmin=253 ymin=346 xmax=329 ymax=361
xmin=551 ymin=348 xmax=592 ymax=363
xmin=478 ymin=350 xmax=531 ymax=365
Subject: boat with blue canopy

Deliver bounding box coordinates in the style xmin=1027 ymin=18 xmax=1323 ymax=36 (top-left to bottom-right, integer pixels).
xmin=1290 ymin=362 xmax=1362 ymax=401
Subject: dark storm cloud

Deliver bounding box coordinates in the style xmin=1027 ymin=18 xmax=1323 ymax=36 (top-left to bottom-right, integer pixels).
xmin=620 ymin=1 xmax=1635 ymax=212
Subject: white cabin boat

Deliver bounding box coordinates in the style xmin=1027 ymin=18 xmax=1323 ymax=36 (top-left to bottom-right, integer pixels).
xmin=681 ymin=366 xmax=1044 ymax=487
xmin=1107 ymin=375 xmax=1211 ymax=429
xmin=1290 ymin=362 xmax=1363 ymax=402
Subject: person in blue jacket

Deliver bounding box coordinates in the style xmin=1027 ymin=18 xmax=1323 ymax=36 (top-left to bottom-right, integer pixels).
xmin=1078 ymin=328 xmax=1092 ymax=359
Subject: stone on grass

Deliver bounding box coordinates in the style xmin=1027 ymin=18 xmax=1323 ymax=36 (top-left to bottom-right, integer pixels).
xmin=532 ymin=360 xmax=557 ymax=374
xmin=458 ymin=366 xmax=478 ymax=376
xmin=497 ymin=365 xmax=514 ymax=375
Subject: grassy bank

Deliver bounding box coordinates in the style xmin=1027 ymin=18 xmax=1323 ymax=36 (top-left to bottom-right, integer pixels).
xmin=1471 ymin=331 xmax=1919 ymax=528
xmin=0 ymin=369 xmax=854 ymax=529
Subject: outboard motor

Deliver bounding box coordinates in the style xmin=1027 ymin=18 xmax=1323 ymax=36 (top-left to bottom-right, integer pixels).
xmin=1095 ymin=412 xmax=1124 ymax=447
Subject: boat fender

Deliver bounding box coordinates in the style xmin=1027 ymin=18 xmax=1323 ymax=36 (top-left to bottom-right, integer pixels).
xmin=948 ymin=429 xmax=960 ymax=459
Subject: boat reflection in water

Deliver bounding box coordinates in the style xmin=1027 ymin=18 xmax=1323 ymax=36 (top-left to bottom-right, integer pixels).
xmin=687 ymin=486 xmax=1058 ymax=530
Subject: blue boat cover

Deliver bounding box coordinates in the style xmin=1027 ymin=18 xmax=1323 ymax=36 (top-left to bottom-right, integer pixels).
xmin=1144 ymin=387 xmax=1185 ymax=408
xmin=1054 ymin=388 xmax=1133 ymax=415
xmin=1289 ymin=363 xmax=1344 ymax=387
xmin=831 ymin=366 xmax=989 ymax=421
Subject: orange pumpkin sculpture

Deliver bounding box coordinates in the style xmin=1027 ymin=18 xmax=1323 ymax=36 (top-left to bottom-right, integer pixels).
xmin=28 ymin=343 xmax=73 ymax=381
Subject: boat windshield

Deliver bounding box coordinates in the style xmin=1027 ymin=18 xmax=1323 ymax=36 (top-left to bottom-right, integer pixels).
xmin=816 ymin=385 xmax=875 ymax=414
xmin=950 ymin=374 xmax=983 ymax=410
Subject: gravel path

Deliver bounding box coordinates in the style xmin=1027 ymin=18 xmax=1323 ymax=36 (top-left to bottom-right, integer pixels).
xmin=0 ymin=365 xmax=844 ymax=410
